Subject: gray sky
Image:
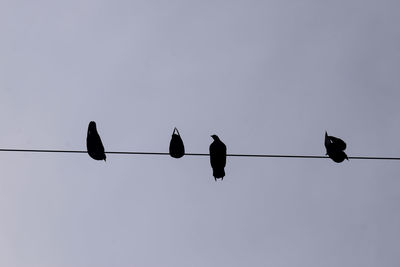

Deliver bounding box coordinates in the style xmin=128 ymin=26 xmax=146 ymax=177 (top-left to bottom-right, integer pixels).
xmin=1 ymin=0 xmax=400 ymax=266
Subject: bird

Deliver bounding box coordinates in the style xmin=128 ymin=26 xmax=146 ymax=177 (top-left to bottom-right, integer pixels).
xmin=169 ymin=127 xmax=185 ymax=158
xmin=324 ymin=131 xmax=348 ymax=163
xmin=209 ymin=135 xmax=227 ymax=181
xmin=86 ymin=121 xmax=106 ymax=161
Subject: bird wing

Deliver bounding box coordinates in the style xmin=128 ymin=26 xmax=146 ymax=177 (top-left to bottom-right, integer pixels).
xmin=87 ymin=131 xmax=105 ymax=153
xmin=209 ymin=142 xmax=218 ymax=168
xmin=220 ymin=142 xmax=227 ymax=167
xmin=324 ymin=133 xmax=331 ymax=149
xmin=210 ymin=141 xmax=226 ymax=168
xmin=330 ymin=136 xmax=346 ymax=150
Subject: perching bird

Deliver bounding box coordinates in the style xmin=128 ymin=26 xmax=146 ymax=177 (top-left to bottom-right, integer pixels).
xmin=169 ymin=127 xmax=185 ymax=158
xmin=209 ymin=135 xmax=227 ymax=181
xmin=86 ymin=121 xmax=106 ymax=161
xmin=324 ymin=131 xmax=348 ymax=163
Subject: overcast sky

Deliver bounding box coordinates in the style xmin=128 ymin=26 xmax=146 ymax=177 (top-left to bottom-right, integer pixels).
xmin=1 ymin=0 xmax=400 ymax=266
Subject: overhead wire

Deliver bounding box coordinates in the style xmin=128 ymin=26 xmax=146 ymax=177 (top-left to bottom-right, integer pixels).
xmin=0 ymin=148 xmax=399 ymax=160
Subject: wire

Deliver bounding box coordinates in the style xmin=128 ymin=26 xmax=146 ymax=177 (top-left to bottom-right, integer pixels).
xmin=0 ymin=148 xmax=399 ymax=160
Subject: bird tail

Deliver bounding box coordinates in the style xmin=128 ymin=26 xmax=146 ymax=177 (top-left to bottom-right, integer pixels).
xmin=213 ymin=169 xmax=225 ymax=179
xmin=324 ymin=131 xmax=330 ymax=150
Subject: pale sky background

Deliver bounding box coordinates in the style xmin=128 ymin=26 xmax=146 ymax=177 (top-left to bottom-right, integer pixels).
xmin=1 ymin=0 xmax=400 ymax=266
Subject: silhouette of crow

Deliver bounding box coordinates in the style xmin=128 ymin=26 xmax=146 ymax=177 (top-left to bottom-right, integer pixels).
xmin=169 ymin=127 xmax=185 ymax=158
xmin=86 ymin=121 xmax=106 ymax=161
xmin=209 ymin=135 xmax=226 ymax=181
xmin=324 ymin=131 xmax=348 ymax=163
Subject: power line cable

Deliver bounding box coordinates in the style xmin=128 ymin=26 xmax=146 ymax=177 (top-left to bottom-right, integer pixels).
xmin=0 ymin=148 xmax=399 ymax=160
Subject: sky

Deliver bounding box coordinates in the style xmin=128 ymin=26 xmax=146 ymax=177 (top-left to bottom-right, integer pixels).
xmin=1 ymin=0 xmax=400 ymax=266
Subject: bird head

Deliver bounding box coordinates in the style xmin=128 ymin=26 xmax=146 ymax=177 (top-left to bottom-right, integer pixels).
xmin=211 ymin=135 xmax=219 ymax=141
xmin=89 ymin=121 xmax=97 ymax=128
xmin=88 ymin=121 xmax=97 ymax=134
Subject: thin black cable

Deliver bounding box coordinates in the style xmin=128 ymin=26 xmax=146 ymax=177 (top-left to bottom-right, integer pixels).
xmin=0 ymin=148 xmax=399 ymax=160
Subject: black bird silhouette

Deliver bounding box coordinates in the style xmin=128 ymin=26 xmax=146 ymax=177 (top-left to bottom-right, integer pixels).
xmin=86 ymin=121 xmax=106 ymax=161
xmin=169 ymin=127 xmax=185 ymax=158
xmin=324 ymin=131 xmax=348 ymax=163
xmin=209 ymin=135 xmax=227 ymax=181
